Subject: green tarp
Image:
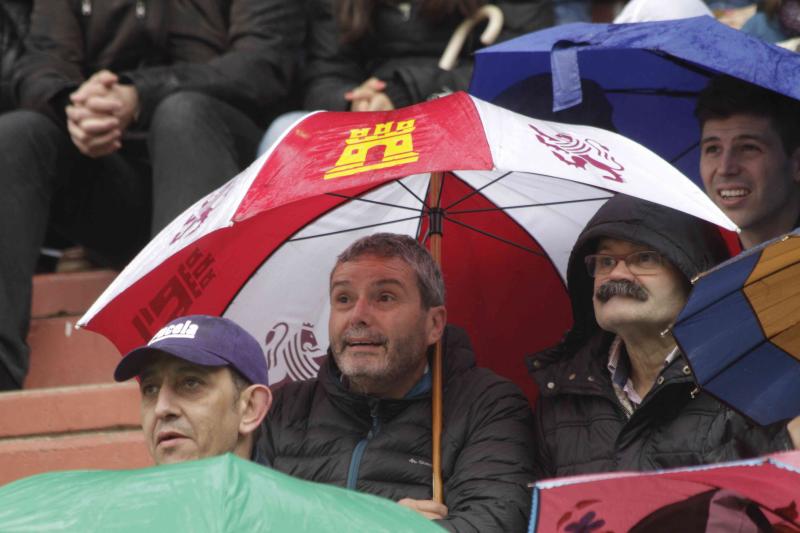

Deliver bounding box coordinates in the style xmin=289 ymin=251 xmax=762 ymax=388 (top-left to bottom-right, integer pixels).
xmin=0 ymin=454 xmax=443 ymax=532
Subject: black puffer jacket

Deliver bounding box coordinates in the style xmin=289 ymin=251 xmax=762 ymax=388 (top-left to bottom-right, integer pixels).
xmin=13 ymin=0 xmax=301 ymax=126
xmin=529 ymin=195 xmax=794 ymax=479
xmin=258 ymin=325 xmax=536 ymax=533
xmin=303 ymin=0 xmax=553 ymax=110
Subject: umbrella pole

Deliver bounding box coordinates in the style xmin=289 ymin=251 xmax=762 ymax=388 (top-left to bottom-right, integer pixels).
xmin=429 ymin=171 xmax=444 ymax=504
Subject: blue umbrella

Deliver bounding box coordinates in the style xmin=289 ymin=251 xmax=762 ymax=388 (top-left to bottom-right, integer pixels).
xmin=469 ymin=16 xmax=800 ymax=184
xmin=672 ymin=229 xmax=800 ymax=426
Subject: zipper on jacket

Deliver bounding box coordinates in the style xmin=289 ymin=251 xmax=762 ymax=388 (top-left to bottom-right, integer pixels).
xmin=80 ymin=0 xmax=143 ymax=19
xmin=346 ymin=403 xmax=382 ymax=490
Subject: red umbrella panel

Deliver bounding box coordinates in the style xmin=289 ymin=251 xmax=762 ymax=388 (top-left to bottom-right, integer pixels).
xmin=78 ymin=92 xmax=735 ymax=402
xmin=530 ymin=451 xmax=800 ymax=533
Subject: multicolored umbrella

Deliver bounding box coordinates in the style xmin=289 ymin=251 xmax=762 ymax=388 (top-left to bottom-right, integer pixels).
xmin=0 ymin=453 xmax=442 ymax=532
xmin=77 ymin=91 xmax=733 ymax=500
xmin=530 ymin=451 xmax=800 ymax=533
xmin=673 ymin=229 xmax=800 ymax=426
xmin=469 ymin=16 xmax=800 ymax=184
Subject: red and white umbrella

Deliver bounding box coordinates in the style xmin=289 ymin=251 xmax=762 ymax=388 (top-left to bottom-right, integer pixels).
xmin=530 ymin=451 xmax=800 ymax=532
xmin=79 ymin=91 xmax=733 ymax=501
xmin=79 ymin=91 xmax=733 ymax=396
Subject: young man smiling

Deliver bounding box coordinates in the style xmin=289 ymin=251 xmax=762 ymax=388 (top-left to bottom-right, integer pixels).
xmin=697 ymin=76 xmax=800 ymax=249
xmin=114 ymin=315 xmax=272 ymax=465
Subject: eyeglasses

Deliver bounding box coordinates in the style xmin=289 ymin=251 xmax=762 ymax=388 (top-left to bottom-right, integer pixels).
xmin=584 ymin=250 xmax=666 ymax=278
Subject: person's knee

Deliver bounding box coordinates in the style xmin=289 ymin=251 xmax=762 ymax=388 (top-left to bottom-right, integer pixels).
xmin=150 ymin=92 xmax=221 ymax=135
xmin=0 ymin=110 xmax=67 ymax=180
xmin=0 ymin=109 xmax=61 ymax=148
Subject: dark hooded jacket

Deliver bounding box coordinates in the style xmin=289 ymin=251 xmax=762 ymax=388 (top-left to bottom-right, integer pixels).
xmin=13 ymin=0 xmax=301 ymax=127
xmin=529 ymin=195 xmax=794 ymax=479
xmin=302 ymin=0 xmax=553 ymax=110
xmin=258 ymin=325 xmax=535 ymax=533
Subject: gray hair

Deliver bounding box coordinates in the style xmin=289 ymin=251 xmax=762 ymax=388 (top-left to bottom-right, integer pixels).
xmin=333 ymin=233 xmax=445 ymax=308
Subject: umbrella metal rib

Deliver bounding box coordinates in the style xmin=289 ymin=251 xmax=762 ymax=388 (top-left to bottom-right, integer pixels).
xmin=446 ymin=196 xmax=612 ymax=215
xmin=669 ymin=141 xmax=699 ymax=165
xmin=324 ymin=192 xmax=424 ymax=213
xmin=442 ymin=214 xmax=545 ymax=257
xmin=444 ymin=171 xmax=512 ymax=211
xmin=287 ymin=215 xmax=424 ymax=242
xmin=293 ymin=173 xmax=580 ymax=257
xmin=396 ymin=179 xmax=428 ymax=207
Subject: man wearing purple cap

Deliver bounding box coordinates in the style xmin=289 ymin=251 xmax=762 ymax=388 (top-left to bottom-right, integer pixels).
xmin=114 ymin=315 xmax=272 ymax=465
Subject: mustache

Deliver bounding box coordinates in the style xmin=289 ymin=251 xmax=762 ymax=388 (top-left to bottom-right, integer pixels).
xmin=595 ymin=279 xmax=648 ymax=303
xmin=339 ymin=326 xmax=388 ymax=347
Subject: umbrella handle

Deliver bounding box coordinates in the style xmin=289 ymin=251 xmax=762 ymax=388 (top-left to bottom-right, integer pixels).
xmin=429 ymin=171 xmax=444 ymax=504
xmin=438 ymin=4 xmax=504 ymax=71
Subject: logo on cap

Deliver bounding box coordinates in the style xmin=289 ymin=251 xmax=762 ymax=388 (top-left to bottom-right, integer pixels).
xmin=148 ymin=319 xmax=200 ymax=345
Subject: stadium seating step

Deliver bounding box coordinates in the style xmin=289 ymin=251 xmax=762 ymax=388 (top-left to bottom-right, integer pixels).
xmin=0 ymin=382 xmax=150 ymax=485
xmin=25 ymin=270 xmax=121 ymax=389
xmin=0 ymin=271 xmax=151 ymax=486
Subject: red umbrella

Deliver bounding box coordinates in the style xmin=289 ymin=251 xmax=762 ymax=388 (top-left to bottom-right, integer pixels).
xmin=78 ymin=91 xmax=733 ymax=499
xmin=531 ymin=451 xmax=800 ymax=532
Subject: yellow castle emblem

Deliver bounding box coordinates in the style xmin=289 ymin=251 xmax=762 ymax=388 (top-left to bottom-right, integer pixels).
xmin=324 ymin=120 xmax=419 ymax=180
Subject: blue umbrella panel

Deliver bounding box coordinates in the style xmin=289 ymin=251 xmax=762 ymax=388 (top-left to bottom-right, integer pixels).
xmin=469 ymin=16 xmax=800 ymax=185
xmin=673 ymin=231 xmax=800 ymax=426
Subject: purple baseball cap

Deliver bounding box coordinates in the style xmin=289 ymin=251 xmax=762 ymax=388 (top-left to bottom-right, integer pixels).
xmin=114 ymin=315 xmax=268 ymax=386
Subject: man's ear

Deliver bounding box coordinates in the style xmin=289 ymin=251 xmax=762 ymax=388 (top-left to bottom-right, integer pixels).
xmin=238 ymin=384 xmax=272 ymax=437
xmin=426 ymin=306 xmax=447 ymax=346
xmin=791 ymin=146 xmax=800 ymax=184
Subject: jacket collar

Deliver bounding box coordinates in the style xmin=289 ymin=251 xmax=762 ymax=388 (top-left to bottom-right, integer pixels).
xmin=529 ymin=330 xmax=696 ymax=401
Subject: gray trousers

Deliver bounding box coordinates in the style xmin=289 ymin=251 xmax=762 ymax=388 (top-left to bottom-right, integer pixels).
xmin=0 ymin=92 xmax=261 ymax=388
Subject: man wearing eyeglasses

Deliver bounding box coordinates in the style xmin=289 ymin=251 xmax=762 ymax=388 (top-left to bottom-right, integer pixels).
xmin=528 ymin=194 xmax=800 ymax=479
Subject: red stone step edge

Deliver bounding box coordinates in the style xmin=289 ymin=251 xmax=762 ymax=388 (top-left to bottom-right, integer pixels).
xmin=0 ymin=429 xmax=152 ymax=486
xmin=0 ymin=382 xmax=140 ymax=439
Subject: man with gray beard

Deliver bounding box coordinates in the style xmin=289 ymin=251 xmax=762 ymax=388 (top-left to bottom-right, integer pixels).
xmin=258 ymin=233 xmax=536 ymax=533
xmin=529 ymin=194 xmax=800 ymax=478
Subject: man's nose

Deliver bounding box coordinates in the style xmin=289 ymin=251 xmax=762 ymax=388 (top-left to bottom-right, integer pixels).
xmin=348 ymin=296 xmax=372 ymax=327
xmin=154 ymin=386 xmax=179 ymax=419
xmin=606 ymin=257 xmax=636 ymax=280
xmin=718 ymin=148 xmax=740 ymax=176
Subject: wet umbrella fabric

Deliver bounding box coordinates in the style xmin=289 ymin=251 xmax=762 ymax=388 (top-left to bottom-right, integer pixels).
xmin=673 ymin=229 xmax=800 ymax=426
xmin=77 ymin=92 xmax=732 ymax=403
xmin=469 ymin=15 xmax=800 ymax=184
xmin=0 ymin=454 xmax=442 ymax=532
xmin=529 ymin=451 xmax=800 ymax=533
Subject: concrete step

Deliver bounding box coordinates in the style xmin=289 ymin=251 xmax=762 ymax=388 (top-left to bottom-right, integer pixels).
xmin=0 ymin=382 xmax=150 ymax=485
xmin=24 ymin=316 xmax=121 ymax=389
xmin=26 ymin=270 xmax=121 ymax=389
xmin=0 ymin=382 xmax=140 ymax=439
xmin=31 ymin=270 xmax=118 ymax=319
xmin=0 ymin=430 xmax=151 ymax=486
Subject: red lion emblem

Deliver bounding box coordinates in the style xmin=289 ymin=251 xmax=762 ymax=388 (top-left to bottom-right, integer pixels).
xmin=170 ymin=180 xmax=237 ymax=245
xmin=529 ymin=125 xmax=625 ymax=183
